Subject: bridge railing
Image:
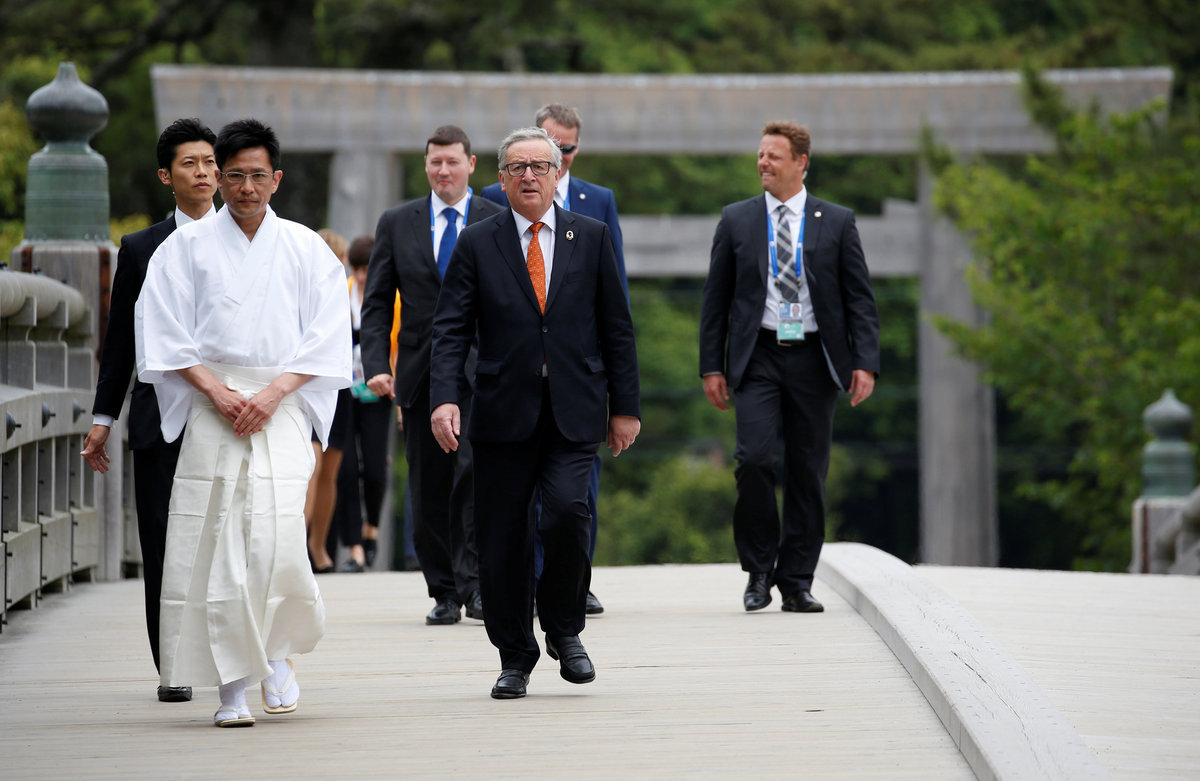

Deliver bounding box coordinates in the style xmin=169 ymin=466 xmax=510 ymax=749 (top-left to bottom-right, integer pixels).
xmin=1 ymin=268 xmax=100 ymax=629
xmin=1147 ymin=487 xmax=1200 ymax=574
xmin=1132 ymin=389 xmax=1200 ymax=575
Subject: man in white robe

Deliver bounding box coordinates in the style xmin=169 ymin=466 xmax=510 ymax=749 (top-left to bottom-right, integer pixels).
xmin=135 ymin=119 xmax=351 ymax=727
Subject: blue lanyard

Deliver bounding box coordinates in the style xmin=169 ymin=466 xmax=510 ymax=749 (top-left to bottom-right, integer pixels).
xmin=767 ymin=203 xmax=805 ymax=280
xmin=560 ymin=183 xmax=570 ymax=211
xmin=430 ymin=187 xmax=473 ymax=236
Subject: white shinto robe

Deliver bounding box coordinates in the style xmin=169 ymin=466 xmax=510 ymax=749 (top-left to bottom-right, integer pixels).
xmin=135 ymin=205 xmax=352 ymax=688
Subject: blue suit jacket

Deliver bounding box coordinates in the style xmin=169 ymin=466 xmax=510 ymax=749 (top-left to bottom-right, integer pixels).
xmin=482 ymin=176 xmax=628 ymax=291
xmin=430 ymin=206 xmax=639 ymax=444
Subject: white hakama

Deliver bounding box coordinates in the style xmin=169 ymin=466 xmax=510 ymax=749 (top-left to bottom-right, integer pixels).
xmin=159 ymin=364 xmax=322 ymax=688
xmin=135 ymin=206 xmax=351 ymax=689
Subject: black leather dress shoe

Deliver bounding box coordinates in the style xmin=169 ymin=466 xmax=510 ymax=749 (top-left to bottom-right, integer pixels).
xmin=545 ymin=635 xmax=596 ymax=684
xmin=743 ymin=572 xmax=772 ymax=611
xmin=426 ymin=597 xmax=462 ymax=625
xmin=585 ymin=590 xmax=604 ymax=615
xmin=781 ymin=590 xmax=825 ymax=613
xmin=157 ymin=685 xmax=192 ymax=702
xmin=465 ymin=590 xmax=484 ymax=621
xmin=490 ymin=669 xmax=529 ymax=699
xmin=362 ymin=538 xmax=377 ymax=567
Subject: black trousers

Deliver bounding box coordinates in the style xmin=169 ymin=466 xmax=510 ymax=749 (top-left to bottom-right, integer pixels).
xmin=402 ymin=383 xmax=477 ymax=602
xmin=732 ymin=330 xmax=839 ymax=597
xmin=473 ymin=390 xmax=596 ymax=673
xmin=132 ymin=434 xmax=182 ymax=672
xmin=331 ymin=395 xmax=392 ymax=551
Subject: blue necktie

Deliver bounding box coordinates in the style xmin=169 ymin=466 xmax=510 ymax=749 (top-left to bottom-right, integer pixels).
xmin=437 ymin=207 xmax=458 ymax=278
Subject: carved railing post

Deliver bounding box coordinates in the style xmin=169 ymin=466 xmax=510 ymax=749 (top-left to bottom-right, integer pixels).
xmin=1131 ymin=390 xmax=1196 ymax=573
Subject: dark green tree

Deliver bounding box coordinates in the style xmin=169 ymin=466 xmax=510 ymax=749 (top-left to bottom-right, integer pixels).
xmin=934 ymin=75 xmax=1200 ymax=569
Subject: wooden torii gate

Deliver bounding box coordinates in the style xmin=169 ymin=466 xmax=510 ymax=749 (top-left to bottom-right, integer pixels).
xmin=153 ymin=66 xmax=1172 ymax=566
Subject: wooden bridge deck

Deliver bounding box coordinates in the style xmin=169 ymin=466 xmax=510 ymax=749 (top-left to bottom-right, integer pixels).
xmin=2 ymin=562 xmax=971 ymax=780
xmin=919 ymin=565 xmax=1200 ymax=780
xmin=2 ymin=553 xmax=1197 ymax=779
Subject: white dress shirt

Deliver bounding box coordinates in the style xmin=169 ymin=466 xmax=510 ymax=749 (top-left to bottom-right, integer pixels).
xmin=761 ymin=188 xmax=818 ymax=334
xmin=554 ymin=171 xmax=571 ymax=208
xmin=512 ymin=205 xmax=557 ymax=301
xmin=430 ymin=191 xmax=469 ymax=265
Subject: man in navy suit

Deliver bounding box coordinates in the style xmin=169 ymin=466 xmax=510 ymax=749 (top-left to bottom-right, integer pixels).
xmin=81 ymin=118 xmax=218 ymax=703
xmin=432 ymin=126 xmax=640 ymax=699
xmin=699 ymin=121 xmax=879 ymax=615
xmin=482 ymin=104 xmax=625 ymax=615
xmin=360 ymin=126 xmax=504 ymax=625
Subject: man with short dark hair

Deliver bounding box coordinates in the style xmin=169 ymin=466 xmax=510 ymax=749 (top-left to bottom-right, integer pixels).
xmin=483 ymin=103 xmax=626 ymax=615
xmin=83 ymin=117 xmax=218 ymax=704
xmin=136 ymin=118 xmax=351 ymax=727
xmin=432 ymin=126 xmax=639 ymax=699
xmin=360 ymin=125 xmax=503 ymax=624
xmin=700 ymin=120 xmax=879 ymax=614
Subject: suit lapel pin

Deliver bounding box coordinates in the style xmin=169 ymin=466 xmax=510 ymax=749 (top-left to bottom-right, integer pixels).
xmin=566 ymin=229 xmax=575 ymax=240
xmin=814 ymin=211 xmax=822 ymax=218
xmin=579 ymin=192 xmax=586 ymax=200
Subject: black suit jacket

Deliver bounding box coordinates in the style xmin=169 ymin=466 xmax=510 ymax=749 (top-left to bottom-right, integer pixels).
xmin=93 ymin=216 xmax=176 ymax=450
xmin=360 ymin=194 xmax=504 ymax=409
xmin=481 ymin=176 xmax=628 ymax=290
xmin=699 ymin=193 xmax=880 ymax=390
xmin=430 ymin=206 xmax=640 ymax=444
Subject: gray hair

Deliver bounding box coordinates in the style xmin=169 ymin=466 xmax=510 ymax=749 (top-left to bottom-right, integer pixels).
xmin=497 ymin=126 xmax=562 ymax=171
xmin=535 ymin=103 xmax=582 ymax=133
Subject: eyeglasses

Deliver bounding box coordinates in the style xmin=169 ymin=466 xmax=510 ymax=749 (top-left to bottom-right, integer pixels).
xmin=220 ymin=170 xmax=275 ymax=185
xmin=501 ymin=160 xmax=556 ymax=177
xmin=557 ymin=144 xmax=577 ymax=155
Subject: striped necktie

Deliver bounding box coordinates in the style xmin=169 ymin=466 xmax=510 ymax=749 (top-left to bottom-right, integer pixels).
xmin=773 ymin=204 xmax=801 ymax=302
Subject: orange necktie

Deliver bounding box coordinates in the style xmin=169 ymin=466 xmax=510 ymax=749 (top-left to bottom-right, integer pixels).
xmin=527 ymin=222 xmax=546 ymax=313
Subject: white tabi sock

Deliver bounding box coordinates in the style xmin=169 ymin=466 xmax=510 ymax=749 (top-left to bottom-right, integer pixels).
xmin=264 ymin=659 xmax=299 ymax=709
xmin=218 ymin=678 xmax=248 ymax=709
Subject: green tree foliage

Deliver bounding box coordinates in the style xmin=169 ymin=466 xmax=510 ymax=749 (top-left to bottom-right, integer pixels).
xmin=934 ymin=76 xmax=1200 ymax=569
xmin=595 ymin=439 xmax=861 ymax=566
xmin=2 ymin=0 xmax=1196 ymax=569
xmin=2 ymin=0 xmax=1196 ymax=222
xmin=598 ymin=455 xmax=738 ymax=565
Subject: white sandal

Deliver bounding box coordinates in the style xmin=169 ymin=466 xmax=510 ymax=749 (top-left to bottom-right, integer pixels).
xmin=261 ymin=658 xmax=299 ymax=714
xmin=214 ymin=704 xmax=255 ymax=728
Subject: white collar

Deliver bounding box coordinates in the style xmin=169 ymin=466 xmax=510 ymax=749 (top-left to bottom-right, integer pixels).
xmin=512 ymin=204 xmax=557 ymax=237
xmin=764 ymin=187 xmax=807 ymax=217
xmin=430 ymin=190 xmax=469 ymax=217
xmin=174 ymin=203 xmax=216 ymax=226
xmin=555 ymin=171 xmax=571 ymax=204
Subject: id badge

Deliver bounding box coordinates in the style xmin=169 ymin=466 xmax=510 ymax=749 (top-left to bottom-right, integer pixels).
xmin=777 ymin=302 xmax=805 ymax=342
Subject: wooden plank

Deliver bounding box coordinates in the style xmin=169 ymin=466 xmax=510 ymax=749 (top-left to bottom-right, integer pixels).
xmin=0 ymin=564 xmax=972 ymax=780
xmin=621 ymin=199 xmax=920 ymax=279
xmin=151 ymin=66 xmax=1172 ymax=155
